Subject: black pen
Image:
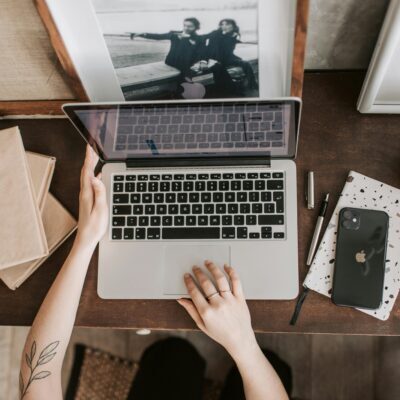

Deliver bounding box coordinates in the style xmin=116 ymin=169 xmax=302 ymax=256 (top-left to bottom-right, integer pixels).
xmin=306 ymin=193 xmax=329 ymax=266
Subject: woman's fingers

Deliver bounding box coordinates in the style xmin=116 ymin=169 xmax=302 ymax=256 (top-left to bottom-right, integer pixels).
xmin=224 ymin=265 xmax=244 ymax=298
xmin=205 ymin=261 xmax=231 ymax=294
xmin=183 ymin=273 xmax=209 ymax=313
xmin=192 ymin=266 xmax=220 ymax=301
xmin=91 ymin=177 xmax=107 ymax=209
xmin=177 ymin=299 xmax=206 ymax=331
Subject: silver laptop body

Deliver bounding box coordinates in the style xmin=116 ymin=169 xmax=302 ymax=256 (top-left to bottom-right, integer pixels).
xmin=63 ymin=98 xmax=301 ymax=299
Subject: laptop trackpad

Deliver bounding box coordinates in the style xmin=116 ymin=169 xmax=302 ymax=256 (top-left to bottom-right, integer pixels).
xmin=162 ymin=245 xmax=231 ymax=295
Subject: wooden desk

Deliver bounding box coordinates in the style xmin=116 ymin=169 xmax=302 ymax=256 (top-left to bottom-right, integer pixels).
xmin=0 ymin=71 xmax=399 ymax=334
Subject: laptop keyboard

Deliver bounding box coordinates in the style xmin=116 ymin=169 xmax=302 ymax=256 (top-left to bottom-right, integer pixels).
xmin=111 ymin=170 xmax=285 ymax=241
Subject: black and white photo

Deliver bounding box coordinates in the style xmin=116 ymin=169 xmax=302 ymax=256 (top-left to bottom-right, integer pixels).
xmin=91 ymin=0 xmax=259 ymax=100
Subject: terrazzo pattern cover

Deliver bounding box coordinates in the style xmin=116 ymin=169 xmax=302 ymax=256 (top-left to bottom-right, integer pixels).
xmin=304 ymin=171 xmax=400 ymax=320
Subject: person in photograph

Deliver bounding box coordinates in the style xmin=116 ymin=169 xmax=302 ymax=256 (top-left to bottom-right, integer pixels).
xmin=195 ymin=18 xmax=258 ymax=96
xmin=130 ymin=18 xmax=203 ymax=80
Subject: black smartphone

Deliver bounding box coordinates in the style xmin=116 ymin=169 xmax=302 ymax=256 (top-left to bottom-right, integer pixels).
xmin=332 ymin=207 xmax=389 ymax=309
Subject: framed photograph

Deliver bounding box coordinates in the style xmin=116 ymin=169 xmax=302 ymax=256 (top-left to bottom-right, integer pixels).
xmin=43 ymin=0 xmax=300 ymax=102
xmin=358 ymin=0 xmax=400 ymax=114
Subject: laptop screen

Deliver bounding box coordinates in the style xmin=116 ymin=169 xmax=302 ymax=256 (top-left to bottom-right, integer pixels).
xmin=63 ymin=100 xmax=300 ymax=162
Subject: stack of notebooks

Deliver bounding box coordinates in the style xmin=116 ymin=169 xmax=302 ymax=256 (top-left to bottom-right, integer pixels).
xmin=0 ymin=126 xmax=77 ymax=290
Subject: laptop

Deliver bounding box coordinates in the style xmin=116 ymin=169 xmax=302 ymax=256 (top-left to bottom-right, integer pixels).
xmin=63 ymin=98 xmax=301 ymax=299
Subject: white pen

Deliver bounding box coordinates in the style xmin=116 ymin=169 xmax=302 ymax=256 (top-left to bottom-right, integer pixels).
xmin=306 ymin=193 xmax=330 ymax=266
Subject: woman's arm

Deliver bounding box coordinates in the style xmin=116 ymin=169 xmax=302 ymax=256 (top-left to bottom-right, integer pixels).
xmin=131 ymin=32 xmax=173 ymax=40
xmin=178 ymin=262 xmax=289 ymax=400
xmin=19 ymin=145 xmax=108 ymax=400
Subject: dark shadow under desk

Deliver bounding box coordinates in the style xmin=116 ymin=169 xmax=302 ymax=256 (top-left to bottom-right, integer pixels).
xmin=0 ymin=71 xmax=399 ymax=334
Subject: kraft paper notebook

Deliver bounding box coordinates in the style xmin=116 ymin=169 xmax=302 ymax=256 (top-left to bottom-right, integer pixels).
xmin=304 ymin=171 xmax=400 ymax=321
xmin=0 ymin=194 xmax=77 ymax=290
xmin=26 ymin=151 xmax=56 ymax=212
xmin=0 ymin=127 xmax=48 ymax=270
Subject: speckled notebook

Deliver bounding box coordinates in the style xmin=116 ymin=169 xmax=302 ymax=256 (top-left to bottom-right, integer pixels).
xmin=304 ymin=171 xmax=400 ymax=321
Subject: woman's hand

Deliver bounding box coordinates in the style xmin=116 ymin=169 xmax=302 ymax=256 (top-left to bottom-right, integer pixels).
xmin=75 ymin=145 xmax=108 ymax=249
xmin=177 ymin=261 xmax=257 ymax=360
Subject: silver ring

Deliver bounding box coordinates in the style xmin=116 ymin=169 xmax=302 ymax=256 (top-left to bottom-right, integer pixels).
xmin=206 ymin=292 xmax=219 ymax=300
xmin=219 ymin=290 xmax=231 ymax=293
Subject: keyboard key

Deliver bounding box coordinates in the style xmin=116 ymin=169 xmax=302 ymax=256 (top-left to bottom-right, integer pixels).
xmin=112 ymin=217 xmax=125 ymax=226
xmin=222 ymin=227 xmax=235 ymax=239
xmin=234 ymin=215 xmax=244 ymax=225
xmin=148 ymin=182 xmax=158 ymax=192
xmin=249 ymin=232 xmax=260 ymax=239
xmin=219 ymin=181 xmax=229 ymax=191
xmin=267 ymin=180 xmax=284 ymax=190
xmin=223 ymin=173 xmax=234 ymax=179
xmin=274 ymin=232 xmax=285 ymax=239
xmin=225 ymin=192 xmax=235 ymax=202
xmin=172 ymin=181 xmax=182 ymax=191
xmin=157 ymin=205 xmax=167 ymax=214
xmin=222 ymin=215 xmax=233 ymax=225
xmin=145 ymin=205 xmax=155 ymax=214
xmin=255 ymin=180 xmax=265 ymax=190
xmin=264 ymin=203 xmax=275 ymax=213
xmin=247 ymin=173 xmax=258 ymax=179
xmin=272 ymin=172 xmax=283 ymax=178
xmin=198 ymin=216 xmax=208 ymax=225
xmin=168 ymin=204 xmax=179 ymax=214
xmin=216 ymin=204 xmax=226 ymax=214
xmin=180 ymin=204 xmax=190 ymax=214
xmin=201 ymin=193 xmax=212 ymax=202
xmin=147 ymin=228 xmax=161 ymax=239
xmin=125 ymin=182 xmax=135 ymax=192
xmin=114 ymin=175 xmax=124 ymax=181
xmin=162 ymin=174 xmax=172 ymax=180
xmin=184 ymin=182 xmax=194 ymax=191
xmin=210 ymin=216 xmax=220 ymax=225
xmin=138 ymin=175 xmax=148 ymax=181
xmin=228 ymin=204 xmax=239 ymax=214
xmin=174 ymin=174 xmax=185 ymax=180
xmin=204 ymin=204 xmax=214 ymax=214
xmin=160 ymin=182 xmax=170 ymax=191
xmin=142 ymin=194 xmax=152 ymax=203
xmin=258 ymin=215 xmax=284 ymax=225
xmin=261 ymin=192 xmax=272 ymax=202
xmin=163 ymin=216 xmax=173 ymax=226
xmin=274 ymin=192 xmax=284 ymax=213
xmin=186 ymin=216 xmax=196 ymax=226
xmin=113 ymin=205 xmax=131 ymax=215
xmin=211 ymin=174 xmax=221 ymax=179
xmin=137 ymin=182 xmax=147 ymax=192
xmin=243 ymin=181 xmax=253 ymax=190
xmin=193 ymin=204 xmax=202 ymax=214
xmin=189 ymin=193 xmax=200 ymax=203
xmin=127 ymin=216 xmax=137 ymax=226
xmin=186 ymin=174 xmax=196 ymax=180
xmin=166 ymin=193 xmax=176 ymax=203
xmin=235 ymin=173 xmax=246 ymax=179
xmin=199 ymin=174 xmax=209 ymax=180
xmin=113 ymin=183 xmax=123 ymax=192
xmin=139 ymin=216 xmax=149 ymax=226
xmin=213 ymin=192 xmax=223 ymax=202
xmin=249 ymin=192 xmax=259 ymax=202
xmin=246 ymin=215 xmax=257 ymax=225
xmin=237 ymin=227 xmax=248 ymax=239
xmin=154 ymin=193 xmax=164 ymax=203
xmin=260 ymin=173 xmax=271 ymax=179
xmin=231 ymin=181 xmax=241 ymax=190
xmin=240 ymin=204 xmax=250 ymax=214
xmin=124 ymin=228 xmax=134 ymax=240
xmin=195 ymin=181 xmax=206 ymax=191
xmin=112 ymin=228 xmax=122 ymax=240
xmin=252 ymin=203 xmax=263 ymax=213
xmin=207 ymin=181 xmax=218 ymax=191
xmin=126 ymin=175 xmax=136 ymax=181
xmin=135 ymin=228 xmax=146 ymax=239
xmin=174 ymin=216 xmax=184 ymax=226
xmin=162 ymin=228 xmax=220 ymax=239
xmin=133 ymin=205 xmax=143 ymax=215
xmin=150 ymin=216 xmax=161 ymax=226
xmin=178 ymin=193 xmax=188 ymax=203
xmin=113 ymin=194 xmax=129 ymax=204
xmin=237 ymin=192 xmax=247 ymax=202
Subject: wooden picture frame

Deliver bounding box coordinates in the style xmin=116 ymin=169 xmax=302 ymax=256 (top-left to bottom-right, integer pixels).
xmin=0 ymin=0 xmax=308 ymax=117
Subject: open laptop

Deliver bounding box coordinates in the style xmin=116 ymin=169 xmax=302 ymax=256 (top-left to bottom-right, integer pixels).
xmin=63 ymin=98 xmax=301 ymax=299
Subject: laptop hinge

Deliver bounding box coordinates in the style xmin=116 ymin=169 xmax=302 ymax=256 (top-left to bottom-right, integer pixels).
xmin=125 ymin=157 xmax=271 ymax=169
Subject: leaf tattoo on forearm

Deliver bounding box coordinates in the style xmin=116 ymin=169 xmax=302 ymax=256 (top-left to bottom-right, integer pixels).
xmin=19 ymin=340 xmax=60 ymax=399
